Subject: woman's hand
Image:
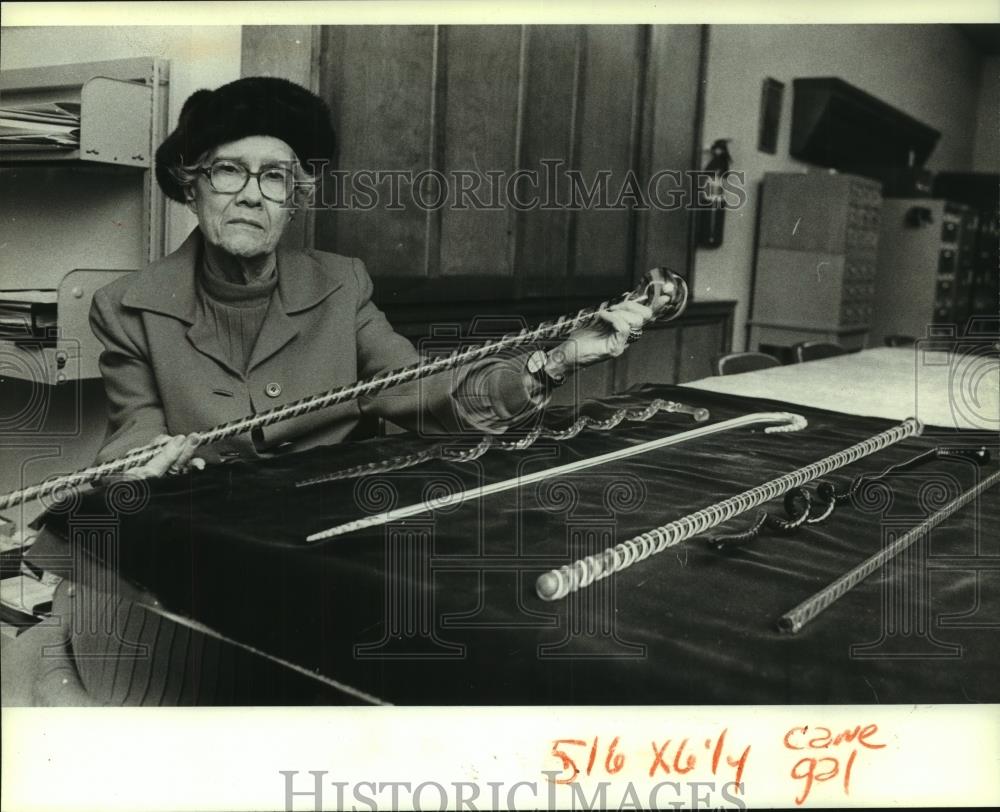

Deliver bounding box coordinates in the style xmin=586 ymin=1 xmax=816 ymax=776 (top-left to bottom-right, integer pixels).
xmin=549 ymin=299 xmax=653 ymax=375
xmin=128 ymin=434 xmax=205 ymax=479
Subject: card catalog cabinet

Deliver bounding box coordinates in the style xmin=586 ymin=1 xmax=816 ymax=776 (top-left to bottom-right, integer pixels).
xmin=748 ymin=171 xmax=882 ymax=353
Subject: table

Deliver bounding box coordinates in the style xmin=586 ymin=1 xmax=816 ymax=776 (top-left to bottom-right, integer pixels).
xmin=684 ymin=346 xmax=999 ymax=431
xmin=29 ymin=379 xmax=1000 ymax=706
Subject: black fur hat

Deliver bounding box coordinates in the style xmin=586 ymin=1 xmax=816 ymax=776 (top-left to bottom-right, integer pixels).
xmin=155 ymin=76 xmax=336 ymax=202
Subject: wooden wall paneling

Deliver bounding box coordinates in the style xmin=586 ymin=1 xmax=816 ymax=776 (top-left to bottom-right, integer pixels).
xmin=573 ymin=25 xmax=645 ymax=283
xmin=238 ymin=27 xmax=729 ymax=392
xmin=294 ymin=24 xmax=710 ymax=331
xmin=613 ymin=324 xmax=681 ymax=389
xmin=634 ymin=25 xmax=704 ymax=283
xmin=241 ymin=26 xmax=319 ymax=251
xmin=316 ymin=26 xmax=436 ymax=276
xmin=515 ymin=25 xmax=580 ymax=283
xmin=563 ymin=25 xmax=587 ymax=282
xmin=424 ymin=26 xmax=447 ymax=280
xmin=438 ymin=25 xmax=521 ymax=277
xmin=610 ymin=300 xmax=735 ymax=390
xmin=548 ymin=359 xmax=615 ymax=407
xmin=241 ymin=25 xmax=316 ymax=84
xmin=677 ymin=322 xmax=723 ymax=382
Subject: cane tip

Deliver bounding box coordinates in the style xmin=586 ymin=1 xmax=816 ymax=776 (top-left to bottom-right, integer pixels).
xmin=536 ymin=571 xmax=561 ymax=601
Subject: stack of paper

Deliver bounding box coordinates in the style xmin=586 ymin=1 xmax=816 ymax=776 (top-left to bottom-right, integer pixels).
xmin=0 ymin=570 xmax=54 ymax=636
xmin=1 ymin=526 xmax=36 ymax=579
xmin=0 ymin=101 xmax=81 ymax=150
xmin=0 ymin=290 xmax=58 ymax=342
xmin=0 ymin=574 xmax=54 ymax=615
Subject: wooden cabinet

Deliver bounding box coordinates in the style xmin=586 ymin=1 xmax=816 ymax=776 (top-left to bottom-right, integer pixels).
xmin=748 ymin=171 xmax=882 ymax=353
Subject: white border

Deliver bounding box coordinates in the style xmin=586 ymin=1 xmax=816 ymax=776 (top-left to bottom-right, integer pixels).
xmin=2 ymin=3 xmax=998 ymax=811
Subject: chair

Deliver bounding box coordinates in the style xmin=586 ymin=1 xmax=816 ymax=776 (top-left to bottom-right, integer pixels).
xmin=792 ymin=341 xmax=845 ymax=363
xmin=712 ymin=351 xmax=781 ymax=376
xmin=884 ymin=335 xmax=916 ymax=348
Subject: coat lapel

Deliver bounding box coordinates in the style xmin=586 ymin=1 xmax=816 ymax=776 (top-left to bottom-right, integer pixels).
xmin=186 ymin=316 xmax=244 ymax=378
xmin=246 ymin=241 xmax=344 ymax=373
xmin=122 ymin=228 xmax=345 ymax=376
xmin=121 ymin=229 xmax=201 ymax=322
xmin=245 ymin=296 xmax=299 ymax=373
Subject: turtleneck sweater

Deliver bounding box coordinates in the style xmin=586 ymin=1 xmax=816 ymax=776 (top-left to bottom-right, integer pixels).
xmin=197 ymin=255 xmax=278 ymax=375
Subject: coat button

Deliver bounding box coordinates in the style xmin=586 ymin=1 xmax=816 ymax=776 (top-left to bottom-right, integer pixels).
xmin=265 ymin=382 xmax=282 ymax=398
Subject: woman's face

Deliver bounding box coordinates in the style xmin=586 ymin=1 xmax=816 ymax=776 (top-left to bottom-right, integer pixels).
xmin=186 ymin=135 xmax=298 ymax=260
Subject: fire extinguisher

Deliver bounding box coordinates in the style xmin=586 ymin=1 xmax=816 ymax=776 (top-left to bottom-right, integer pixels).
xmin=695 ymin=139 xmax=732 ymax=249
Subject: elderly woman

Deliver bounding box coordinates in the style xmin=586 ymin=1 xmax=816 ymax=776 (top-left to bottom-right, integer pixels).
xmin=90 ymin=76 xmax=650 ymax=478
xmin=14 ymin=77 xmax=651 ymax=706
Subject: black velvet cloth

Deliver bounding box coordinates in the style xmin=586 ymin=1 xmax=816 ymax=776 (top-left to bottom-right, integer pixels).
xmin=32 ymin=385 xmax=1000 ymax=705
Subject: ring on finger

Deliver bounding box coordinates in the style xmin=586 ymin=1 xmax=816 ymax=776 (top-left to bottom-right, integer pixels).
xmin=626 ymin=327 xmax=643 ymax=344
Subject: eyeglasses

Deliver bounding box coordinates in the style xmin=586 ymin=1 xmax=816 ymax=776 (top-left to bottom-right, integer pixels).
xmin=198 ymin=160 xmax=295 ymax=203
